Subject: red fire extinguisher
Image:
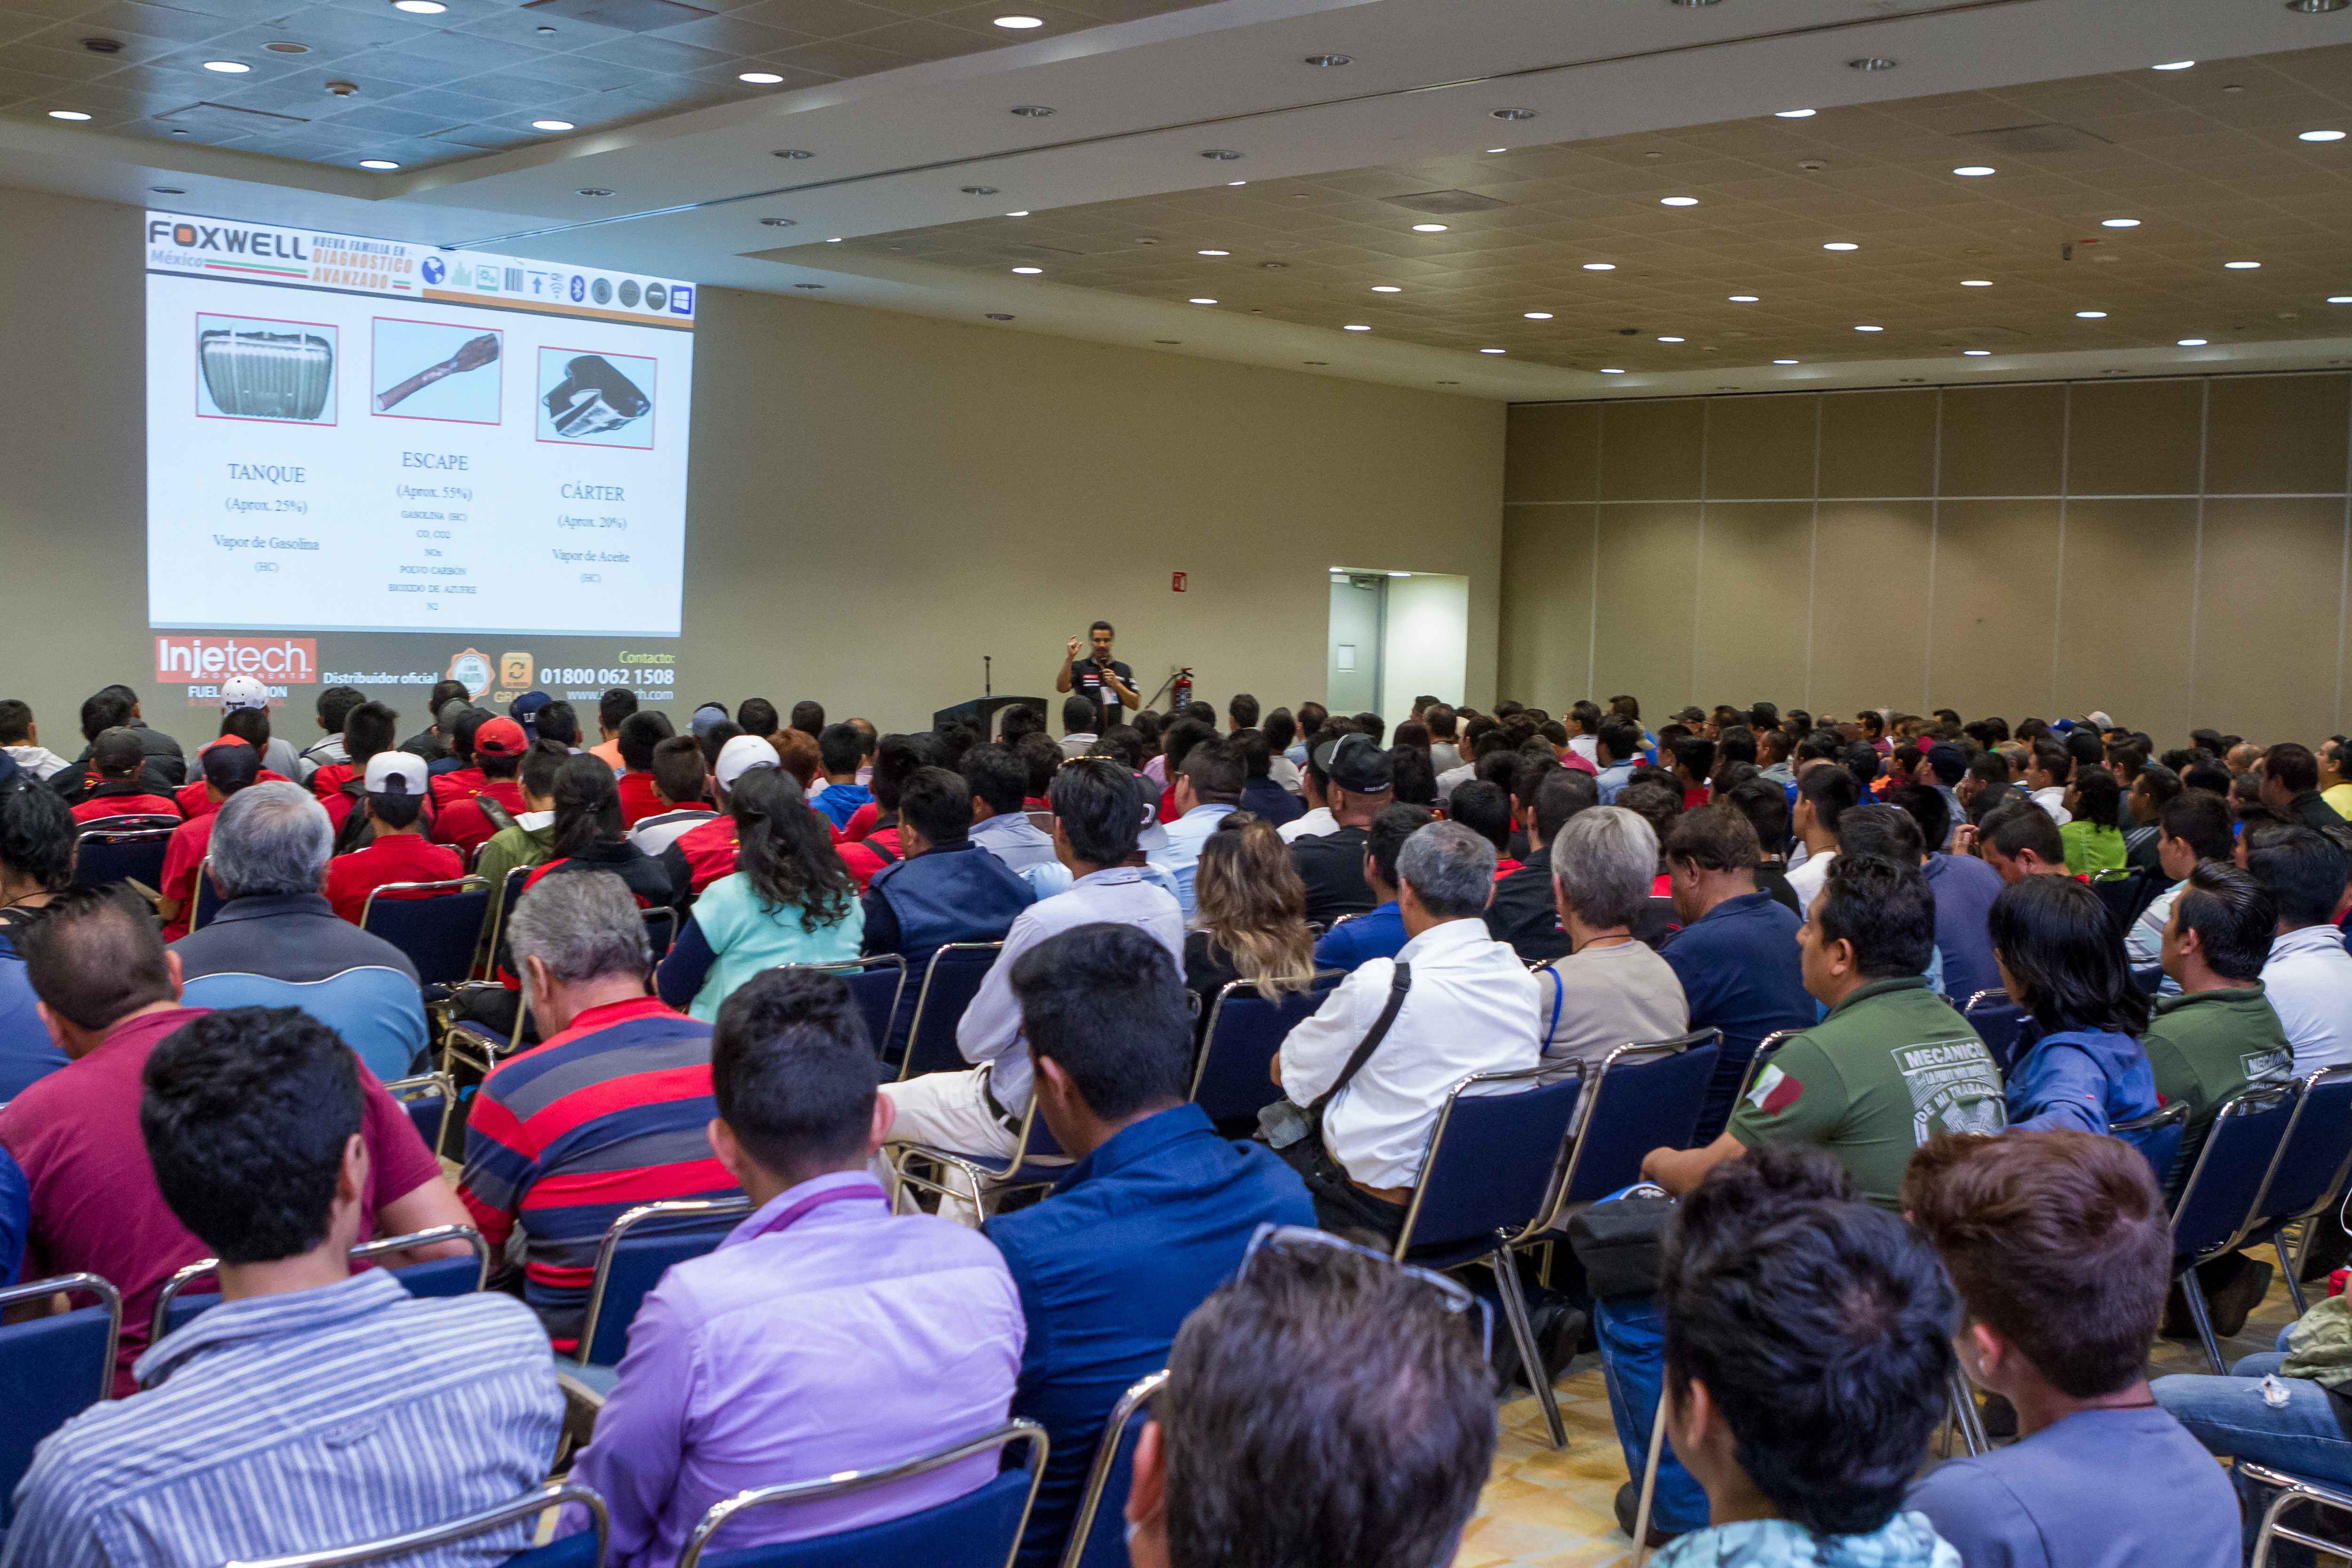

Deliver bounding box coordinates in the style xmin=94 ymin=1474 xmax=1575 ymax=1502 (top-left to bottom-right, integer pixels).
xmin=1170 ymin=668 xmax=1194 ymax=710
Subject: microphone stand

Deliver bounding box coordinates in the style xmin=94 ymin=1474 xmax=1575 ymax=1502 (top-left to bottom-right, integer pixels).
xmin=984 ymin=655 xmax=991 ymax=701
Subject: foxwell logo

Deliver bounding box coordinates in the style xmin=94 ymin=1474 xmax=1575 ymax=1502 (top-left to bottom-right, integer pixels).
xmin=155 ymin=635 xmax=318 ymax=684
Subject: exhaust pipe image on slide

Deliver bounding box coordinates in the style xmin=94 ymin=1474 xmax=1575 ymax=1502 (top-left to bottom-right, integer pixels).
xmin=375 ymin=332 xmax=500 ymax=413
xmin=199 ymin=328 xmax=334 ymax=421
xmin=542 ymin=353 xmax=651 ymax=438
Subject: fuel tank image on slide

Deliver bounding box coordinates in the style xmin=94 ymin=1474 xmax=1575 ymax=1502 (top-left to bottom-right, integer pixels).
xmin=197 ymin=317 xmax=336 ymax=422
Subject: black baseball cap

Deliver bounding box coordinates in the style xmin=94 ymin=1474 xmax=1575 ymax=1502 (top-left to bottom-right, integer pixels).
xmin=93 ymin=728 xmax=145 ymax=775
xmin=202 ymin=739 xmax=262 ymax=793
xmin=1314 ymin=732 xmax=1392 ymax=795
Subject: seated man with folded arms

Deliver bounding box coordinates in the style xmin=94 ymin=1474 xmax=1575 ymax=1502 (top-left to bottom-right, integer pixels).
xmin=1 ymin=1006 xmax=561 ymax=1568
xmin=1907 ymin=1130 xmax=2239 ymax=1568
xmin=985 ymin=923 xmax=1314 ymax=1568
xmin=1122 ymin=1236 xmax=1494 ymax=1568
xmin=0 ymin=885 xmax=467 ymax=1396
xmin=568 ymin=967 xmax=1020 ymax=1567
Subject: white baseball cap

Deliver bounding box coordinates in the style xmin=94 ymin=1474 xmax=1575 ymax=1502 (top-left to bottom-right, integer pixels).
xmin=365 ymin=751 xmax=429 ymax=796
xmin=716 ymin=733 xmax=779 ymax=789
xmin=219 ymin=674 xmax=271 ymax=711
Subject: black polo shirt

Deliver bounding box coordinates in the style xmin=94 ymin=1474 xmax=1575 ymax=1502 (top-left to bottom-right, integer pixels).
xmin=1069 ymin=660 xmax=1134 ymax=725
xmin=1293 ymin=825 xmax=1374 ymax=924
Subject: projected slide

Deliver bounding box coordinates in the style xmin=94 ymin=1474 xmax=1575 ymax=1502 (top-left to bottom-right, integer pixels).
xmin=145 ymin=213 xmax=695 ymax=639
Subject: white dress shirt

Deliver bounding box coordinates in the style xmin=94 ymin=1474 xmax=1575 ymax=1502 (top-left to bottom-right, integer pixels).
xmin=2031 ymin=786 xmax=2074 ymax=827
xmin=1269 ymin=756 xmax=1303 ymax=795
xmin=971 ymin=810 xmax=1058 ymax=874
xmin=1147 ymin=803 xmax=1236 ymax=918
xmin=1278 ymin=916 xmax=1540 ymax=1190
xmin=1569 ymin=734 xmax=1599 ymax=765
xmin=2262 ymin=923 xmax=2352 ymax=1074
xmin=1436 ymin=762 xmax=1475 ymax=805
xmin=1279 ymin=805 xmax=1337 ymax=844
xmin=955 ymin=866 xmax=1185 ymax=1106
xmin=1784 ymin=849 xmax=1836 ymax=915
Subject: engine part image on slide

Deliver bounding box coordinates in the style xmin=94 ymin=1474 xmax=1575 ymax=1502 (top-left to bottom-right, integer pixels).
xmin=199 ymin=328 xmax=334 ymax=421
xmin=375 ymin=332 xmax=500 ymax=412
xmin=542 ymin=354 xmax=651 ymax=438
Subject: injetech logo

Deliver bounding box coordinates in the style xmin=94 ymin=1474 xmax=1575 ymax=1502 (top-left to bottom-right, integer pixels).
xmin=155 ymin=635 xmax=318 ymax=683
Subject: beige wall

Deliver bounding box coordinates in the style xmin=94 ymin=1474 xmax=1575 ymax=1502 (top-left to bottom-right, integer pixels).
xmin=0 ymin=183 xmax=1505 ymax=756
xmin=1501 ymin=378 xmax=2352 ymax=744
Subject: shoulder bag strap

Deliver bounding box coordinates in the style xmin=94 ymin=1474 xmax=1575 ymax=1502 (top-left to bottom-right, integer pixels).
xmin=1304 ymin=962 xmax=1412 ymax=1119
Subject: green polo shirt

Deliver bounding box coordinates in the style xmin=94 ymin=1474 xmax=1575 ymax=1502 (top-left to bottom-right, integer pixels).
xmin=1728 ymin=975 xmax=2003 ymax=1210
xmin=2143 ymin=983 xmax=2294 ymax=1188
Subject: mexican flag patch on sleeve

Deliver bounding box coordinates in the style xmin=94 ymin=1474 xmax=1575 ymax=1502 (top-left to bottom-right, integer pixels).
xmin=1746 ymin=1062 xmax=1804 ymax=1117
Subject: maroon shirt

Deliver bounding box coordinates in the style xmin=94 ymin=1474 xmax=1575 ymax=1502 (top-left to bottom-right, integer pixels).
xmin=0 ymin=1005 xmax=445 ymax=1393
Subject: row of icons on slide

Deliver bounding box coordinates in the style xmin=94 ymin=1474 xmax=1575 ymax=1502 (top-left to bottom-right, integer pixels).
xmin=194 ymin=314 xmax=656 ymax=447
xmin=419 ymin=255 xmax=693 ymax=317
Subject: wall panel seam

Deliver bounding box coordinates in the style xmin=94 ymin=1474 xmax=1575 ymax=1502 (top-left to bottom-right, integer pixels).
xmin=1804 ymin=396 xmax=1822 ymax=712
xmin=2187 ymin=381 xmax=2209 ymax=735
xmin=2053 ymin=385 xmax=2069 ymax=717
xmin=1924 ymin=389 xmax=1942 ymax=714
xmin=2339 ymin=392 xmax=2352 ymax=734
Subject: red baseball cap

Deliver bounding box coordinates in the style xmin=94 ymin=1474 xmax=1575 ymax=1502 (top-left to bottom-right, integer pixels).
xmin=474 ymin=716 xmax=529 ymax=758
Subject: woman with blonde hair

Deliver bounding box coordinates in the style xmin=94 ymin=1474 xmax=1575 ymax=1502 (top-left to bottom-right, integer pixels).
xmin=1184 ymin=812 xmax=1319 ymax=1025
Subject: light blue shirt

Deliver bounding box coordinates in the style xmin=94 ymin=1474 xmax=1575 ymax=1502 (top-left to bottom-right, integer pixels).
xmin=1596 ymin=763 xmax=1634 ymax=804
xmin=1148 ymin=803 xmax=1237 ymax=918
xmin=972 ymin=810 xmax=1059 ymax=875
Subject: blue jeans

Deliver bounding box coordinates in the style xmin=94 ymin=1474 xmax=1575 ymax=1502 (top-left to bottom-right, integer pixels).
xmin=1594 ymin=1293 xmax=1708 ymax=1534
xmin=2153 ymin=1326 xmax=2352 ymax=1562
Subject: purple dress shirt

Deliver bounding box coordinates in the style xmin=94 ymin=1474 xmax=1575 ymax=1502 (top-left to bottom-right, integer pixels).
xmin=567 ymin=1170 xmax=1025 ymax=1567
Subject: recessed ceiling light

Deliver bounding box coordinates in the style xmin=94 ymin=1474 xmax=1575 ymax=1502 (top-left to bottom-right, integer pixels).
xmin=1200 ymin=149 xmax=1241 ymax=160
xmin=1486 ymin=146 xmax=1508 ymax=152
xmin=994 ymin=14 xmax=1044 ymax=26
xmin=1659 ymin=336 xmax=1685 ymax=342
xmin=2101 ymin=218 xmax=2140 ymax=228
xmin=1660 ymin=196 xmax=1699 ymax=206
xmin=1480 ymin=348 xmax=1506 ymax=354
xmin=2077 ymin=310 xmax=2108 ymax=318
xmin=2290 ymin=0 xmax=2350 ymax=12
xmin=391 ymin=0 xmax=445 ymax=11
xmin=264 ymin=40 xmax=308 ymax=53
xmin=1011 ymin=266 xmax=1042 ymax=274
xmin=772 ymin=149 xmax=814 ymax=159
xmin=1854 ymin=324 xmax=1883 ymax=332
xmin=739 ymin=71 xmax=785 ymax=84
xmin=47 ymin=110 xmax=90 ymax=120
xmin=2177 ymin=337 xmax=2209 ymax=346
xmin=2332 ymin=296 xmax=2352 ymax=303
xmin=1953 ymin=165 xmax=1996 ymax=176
xmin=1227 ymin=181 xmax=1246 ymax=186
xmin=1188 ymin=297 xmax=1216 ymax=304
xmin=1491 ymin=108 xmax=1538 ymax=121
xmin=1964 ymin=349 xmax=1992 ymax=356
xmin=1524 ymin=311 xmax=1554 ymax=319
xmin=1197 ymin=249 xmax=1229 ymax=256
xmin=1010 ymin=104 xmax=1054 ymax=116
xmin=576 ymin=187 xmax=614 ymax=196
xmin=1582 ymin=262 xmax=1615 ymax=271
xmin=1849 ymin=56 xmax=1897 ymax=70
xmin=531 ymin=119 xmax=574 ymax=130
xmin=1387 ymin=571 xmax=1412 ymax=578
xmin=826 ymin=237 xmax=842 ymax=242
xmin=1304 ymin=53 xmax=1350 ymax=66
xmin=758 ymin=217 xmax=795 ymax=226
xmin=2226 ymin=260 xmax=2262 ymax=269
xmin=1823 ymin=241 xmax=1859 ymax=251
xmin=360 ymin=159 xmax=401 ymax=169
xmin=151 ymin=185 xmax=184 ymax=194
xmin=2153 ymin=60 xmax=2196 ymax=70
xmin=2301 ymin=129 xmax=2347 ymax=142
xmin=202 ymin=59 xmax=249 ymax=72
xmin=1729 ymin=294 xmax=1759 ymax=302
xmin=1411 ymin=223 xmax=1449 ymax=232
xmin=1371 ymin=285 xmax=1402 ymax=293
xmin=1599 ymin=367 xmax=1626 ymax=374
xmin=1343 ymin=324 xmax=1371 ymax=331
xmin=1773 ymin=358 xmax=1799 ymax=364
xmin=1961 ymin=279 xmax=1994 ymax=287
xmin=1005 ymin=209 xmax=1029 ymax=216
xmin=1774 ymin=108 xmax=1816 ymax=118
xmin=961 ymin=185 xmax=999 ymax=195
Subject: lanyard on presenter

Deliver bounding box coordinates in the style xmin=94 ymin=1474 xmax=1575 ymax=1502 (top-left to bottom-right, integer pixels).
xmin=741 ymin=1182 xmax=883 ymax=1242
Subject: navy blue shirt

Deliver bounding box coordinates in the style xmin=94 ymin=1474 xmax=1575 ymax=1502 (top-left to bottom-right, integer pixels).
xmin=1922 ymin=852 xmax=2004 ymax=1004
xmin=1238 ymin=779 xmax=1304 ymax=826
xmin=1658 ymin=891 xmax=1813 ymax=1143
xmin=985 ymin=1104 xmax=1315 ymax=1568
xmin=0 ymin=926 xmax=68 ymax=1102
xmin=1314 ymin=901 xmax=1406 ymax=971
xmin=0 ymin=1145 xmax=25 ymax=1286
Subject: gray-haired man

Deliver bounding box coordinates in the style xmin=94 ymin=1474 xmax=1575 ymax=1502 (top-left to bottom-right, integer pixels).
xmin=1274 ymin=820 xmax=1540 ymax=1243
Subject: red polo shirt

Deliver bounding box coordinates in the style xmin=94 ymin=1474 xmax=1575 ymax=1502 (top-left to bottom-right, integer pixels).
xmin=157 ymin=812 xmax=218 ymax=941
xmin=71 ymin=789 xmax=181 ymax=824
xmin=618 ymin=771 xmax=664 ymax=828
xmin=324 ymin=832 xmax=467 ymax=925
xmin=175 ymin=770 xmax=289 ymax=820
xmin=0 ymin=1005 xmax=445 ymax=1394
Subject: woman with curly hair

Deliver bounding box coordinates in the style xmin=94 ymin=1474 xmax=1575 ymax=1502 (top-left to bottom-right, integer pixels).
xmin=658 ymin=765 xmax=860 ymax=1020
xmin=1183 ymin=813 xmax=1318 ymax=1028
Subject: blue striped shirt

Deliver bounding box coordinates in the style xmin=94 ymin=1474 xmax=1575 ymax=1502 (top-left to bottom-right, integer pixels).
xmin=2 ymin=1270 xmax=564 ymax=1568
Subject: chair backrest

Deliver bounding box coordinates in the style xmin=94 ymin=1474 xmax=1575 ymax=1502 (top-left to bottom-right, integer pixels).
xmin=359 ymin=881 xmax=490 ymax=987
xmin=2244 ymin=1460 xmax=2352 ymax=1568
xmin=2110 ymin=1099 xmax=2192 ymax=1188
xmin=0 ymin=1273 xmax=119 ymax=1531
xmin=71 ymin=827 xmax=173 ymax=890
xmin=679 ymin=1419 xmax=1047 ymax=1568
xmin=220 ymin=1481 xmax=608 ymax=1568
xmin=1189 ymin=973 xmax=1343 ymax=1127
xmin=1960 ymin=990 xmax=2031 ymax=1072
xmin=178 ymin=966 xmax=427 ymax=1082
xmin=577 ymin=1196 xmax=755 ymax=1366
xmin=1397 ymin=1061 xmax=1585 ymax=1255
xmin=1737 ymin=1028 xmax=1800 ymax=1102
xmin=2170 ymin=1081 xmax=2302 ymax=1266
xmin=1549 ymin=1031 xmax=1722 ymax=1220
xmin=382 ymin=1069 xmax=457 ymax=1161
xmin=899 ymin=944 xmax=1003 ymax=1080
xmin=779 ymin=957 xmax=906 ymax=1055
xmin=154 ymin=1225 xmax=492 ymax=1343
xmin=644 ymin=906 xmax=677 ymax=961
xmin=1060 ymin=1371 xmax=1167 ymax=1568
xmin=2091 ymin=870 xmax=2150 ymax=935
xmin=191 ymin=855 xmax=225 ymax=930
xmin=2130 ymin=964 xmax=2166 ymax=995
xmin=2247 ymin=1067 xmax=2352 ymax=1234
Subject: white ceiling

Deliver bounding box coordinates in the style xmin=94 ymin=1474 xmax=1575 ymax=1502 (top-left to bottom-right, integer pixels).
xmin=8 ymin=0 xmax=2352 ymax=400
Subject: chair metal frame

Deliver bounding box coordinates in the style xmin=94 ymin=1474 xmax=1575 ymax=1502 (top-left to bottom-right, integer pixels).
xmin=72 ymin=813 xmax=181 ymax=834
xmin=381 ymin=1068 xmax=461 ymax=1162
xmin=2166 ymin=1080 xmax=2303 ymax=1373
xmin=890 ymin=1070 xmax=1065 ymax=1219
xmin=779 ymin=954 xmax=907 ymax=1051
xmin=2246 ymin=1460 xmax=2352 ymax=1567
xmin=71 ymin=824 xmax=176 ymax=889
xmin=573 ymin=1196 xmax=755 ymax=1367
xmin=0 ymin=1271 xmax=121 ymax=1406
xmin=1186 ymin=971 xmax=1343 ymax=1106
xmin=675 ymin=1418 xmax=1048 ymax=1568
xmin=2241 ymin=1065 xmax=2352 ymax=1313
xmin=1056 ymin=1370 xmax=1168 ymax=1568
xmin=151 ymin=1225 xmax=489 ymax=1347
xmin=358 ymin=877 xmax=492 ymax=976
xmin=895 ymin=942 xmax=1004 ymax=1083
xmin=191 ymin=854 xmax=224 ymax=931
xmin=222 ymin=1480 xmax=609 ymax=1568
xmin=1735 ymin=1028 xmax=1801 ymax=1102
xmin=2109 ymin=1098 xmax=2192 ymax=1187
xmin=1524 ymin=1031 xmax=1724 ymax=1242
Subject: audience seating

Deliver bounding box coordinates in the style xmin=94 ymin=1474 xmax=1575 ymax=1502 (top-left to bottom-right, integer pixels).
xmin=359 ymin=879 xmax=491 ymax=990
xmin=892 ymin=1091 xmax=1067 ymax=1220
xmin=1959 ymin=989 xmax=2030 ymax=1072
xmin=1539 ymin=1032 xmax=1723 ymax=1220
xmin=644 ymin=907 xmax=676 ymax=962
xmin=2129 ymin=964 xmax=2167 ymax=995
xmin=2237 ymin=1066 xmax=2352 ymax=1313
xmin=2110 ymin=1100 xmax=2192 ymax=1188
xmin=2244 ymin=1461 xmax=2352 ymax=1568
xmin=179 ymin=966 xmax=427 ymax=1082
xmin=780 ymin=955 xmax=906 ymax=1058
xmin=1737 ymin=1028 xmax=1799 ymax=1101
xmin=0 ymin=1272 xmax=120 ymax=1532
xmin=151 ymin=1225 xmax=491 ymax=1346
xmin=383 ymin=1068 xmax=459 ymax=1161
xmin=217 ymin=1480 xmax=610 ymax=1568
xmin=70 ymin=825 xmax=174 ymax=892
xmin=1397 ymin=1060 xmax=1588 ymax=1447
xmin=674 ymin=1418 xmax=1047 ymax=1568
xmin=2168 ymin=1081 xmax=2304 ymax=1372
xmin=191 ymin=855 xmax=224 ymax=931
xmin=2091 ymin=870 xmax=2157 ymax=936
xmin=1188 ymin=973 xmax=1343 ymax=1132
xmin=1058 ymin=1369 xmax=1166 ymax=1568
xmin=569 ymin=1196 xmax=755 ymax=1385
xmin=897 ymin=943 xmax=1002 ymax=1080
